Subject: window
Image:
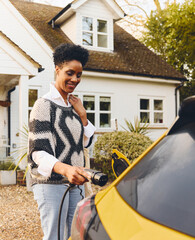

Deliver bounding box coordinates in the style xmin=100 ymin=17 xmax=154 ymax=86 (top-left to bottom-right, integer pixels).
xmin=28 ymin=87 xmax=40 ymax=118
xmin=139 ymin=97 xmax=164 ymax=124
xmin=82 ymin=16 xmax=108 ymax=49
xmin=82 ymin=17 xmax=93 ymax=46
xmin=75 ymin=93 xmax=112 ymax=129
xmin=99 ymin=96 xmax=111 ymax=128
xmin=83 ymin=95 xmax=95 ymax=125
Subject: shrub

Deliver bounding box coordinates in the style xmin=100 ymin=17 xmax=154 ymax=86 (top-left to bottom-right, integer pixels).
xmin=93 ymin=131 xmax=153 ymax=179
xmin=122 ymin=116 xmax=149 ymax=135
xmin=0 ymin=160 xmax=20 ymax=171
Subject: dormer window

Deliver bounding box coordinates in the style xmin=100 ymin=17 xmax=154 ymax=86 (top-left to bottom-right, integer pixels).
xmin=82 ymin=17 xmax=93 ymax=46
xmin=82 ymin=16 xmax=108 ymax=49
xmin=49 ymin=0 xmax=124 ymax=52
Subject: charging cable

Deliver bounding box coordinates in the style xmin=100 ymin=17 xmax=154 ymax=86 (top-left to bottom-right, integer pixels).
xmin=58 ymin=184 xmax=74 ymax=240
xmin=57 ymin=169 xmax=108 ymax=240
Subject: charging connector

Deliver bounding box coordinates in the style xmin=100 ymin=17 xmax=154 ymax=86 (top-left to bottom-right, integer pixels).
xmin=84 ymin=169 xmax=108 ymax=187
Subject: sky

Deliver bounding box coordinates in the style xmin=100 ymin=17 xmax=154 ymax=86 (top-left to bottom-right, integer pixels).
xmin=31 ymin=0 xmax=185 ymax=14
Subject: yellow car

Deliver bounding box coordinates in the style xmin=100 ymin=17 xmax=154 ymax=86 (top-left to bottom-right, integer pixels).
xmin=70 ymin=96 xmax=195 ymax=240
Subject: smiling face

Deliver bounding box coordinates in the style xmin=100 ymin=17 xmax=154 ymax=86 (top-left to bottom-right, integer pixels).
xmin=55 ymin=60 xmax=83 ymax=101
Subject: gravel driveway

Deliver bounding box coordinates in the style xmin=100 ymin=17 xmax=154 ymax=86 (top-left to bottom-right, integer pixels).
xmin=0 ymin=182 xmax=110 ymax=240
xmin=0 ymin=185 xmax=43 ymax=240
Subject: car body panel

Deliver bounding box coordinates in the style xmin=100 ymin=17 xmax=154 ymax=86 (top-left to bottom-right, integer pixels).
xmin=96 ymin=186 xmax=194 ymax=240
xmin=95 ymin=130 xmax=168 ymax=206
xmin=94 ymin=125 xmax=194 ymax=239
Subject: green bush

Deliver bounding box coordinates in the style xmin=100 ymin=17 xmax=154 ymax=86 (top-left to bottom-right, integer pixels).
xmin=93 ymin=131 xmax=153 ymax=179
xmin=0 ymin=160 xmax=20 ymax=170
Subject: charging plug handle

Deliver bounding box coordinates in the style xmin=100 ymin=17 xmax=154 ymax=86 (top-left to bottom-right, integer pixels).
xmin=84 ymin=169 xmax=108 ymax=187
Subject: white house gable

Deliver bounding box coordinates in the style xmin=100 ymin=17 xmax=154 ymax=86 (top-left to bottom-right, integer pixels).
xmin=0 ymin=0 xmax=53 ymax=69
xmin=61 ymin=14 xmax=77 ymax=44
xmin=77 ymin=0 xmax=116 ymax=18
xmin=76 ymin=0 xmax=115 ymax=51
xmin=53 ymin=0 xmax=124 ymax=52
xmin=0 ymin=35 xmax=39 ymax=81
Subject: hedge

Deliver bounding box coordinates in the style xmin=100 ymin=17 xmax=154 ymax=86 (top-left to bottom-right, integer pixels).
xmin=93 ymin=131 xmax=153 ymax=179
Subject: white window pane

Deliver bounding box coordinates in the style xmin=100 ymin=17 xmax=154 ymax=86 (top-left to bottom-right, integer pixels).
xmin=82 ymin=17 xmax=93 ymax=31
xmin=97 ymin=20 xmax=107 ymax=33
xmin=140 ymin=112 xmax=150 ymax=123
xmin=154 ymin=100 xmax=163 ymax=110
xmin=98 ymin=34 xmax=107 ymax=48
xmin=82 ymin=32 xmax=93 ymax=46
xmin=100 ymin=113 xmax=111 ymax=128
xmin=100 ymin=96 xmax=110 ymax=111
xmin=154 ymin=112 xmax=163 ymax=123
xmin=83 ymin=95 xmax=95 ymax=110
xmin=140 ymin=99 xmax=149 ymax=110
xmin=29 ymin=89 xmax=38 ymax=107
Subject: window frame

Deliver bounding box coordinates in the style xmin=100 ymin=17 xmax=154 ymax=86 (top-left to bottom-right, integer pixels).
xmin=80 ymin=15 xmax=110 ymax=51
xmin=138 ymin=96 xmax=165 ymax=126
xmin=75 ymin=92 xmax=112 ymax=130
xmin=28 ymin=86 xmax=41 ymax=118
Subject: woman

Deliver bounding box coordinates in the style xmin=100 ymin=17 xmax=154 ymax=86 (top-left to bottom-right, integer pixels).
xmin=28 ymin=43 xmax=96 ymax=240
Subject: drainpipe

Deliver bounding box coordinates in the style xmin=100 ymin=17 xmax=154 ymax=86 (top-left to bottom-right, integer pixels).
xmin=7 ymin=87 xmax=16 ymax=155
xmin=175 ymin=82 xmax=184 ymax=117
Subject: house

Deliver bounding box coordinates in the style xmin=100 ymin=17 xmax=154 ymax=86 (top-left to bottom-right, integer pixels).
xmin=0 ymin=0 xmax=186 ymax=164
xmin=0 ymin=30 xmax=40 ymax=166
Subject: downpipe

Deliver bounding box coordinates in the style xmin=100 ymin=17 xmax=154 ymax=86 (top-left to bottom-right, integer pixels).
xmin=175 ymin=82 xmax=184 ymax=117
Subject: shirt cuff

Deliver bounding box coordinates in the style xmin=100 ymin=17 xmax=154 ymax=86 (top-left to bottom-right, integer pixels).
xmin=32 ymin=151 xmax=59 ymax=178
xmin=84 ymin=120 xmax=96 ymax=138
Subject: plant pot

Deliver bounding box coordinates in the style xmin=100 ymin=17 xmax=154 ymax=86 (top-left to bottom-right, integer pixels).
xmin=0 ymin=170 xmax=16 ymax=185
xmin=16 ymin=170 xmax=26 ymax=186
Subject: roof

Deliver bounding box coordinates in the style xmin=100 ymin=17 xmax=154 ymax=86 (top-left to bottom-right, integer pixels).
xmin=10 ymin=0 xmax=186 ymax=81
xmin=0 ymin=30 xmax=41 ymax=69
xmin=48 ymin=0 xmax=124 ymax=25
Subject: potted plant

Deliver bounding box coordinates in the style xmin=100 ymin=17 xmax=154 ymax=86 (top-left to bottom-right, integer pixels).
xmin=0 ymin=158 xmax=19 ymax=185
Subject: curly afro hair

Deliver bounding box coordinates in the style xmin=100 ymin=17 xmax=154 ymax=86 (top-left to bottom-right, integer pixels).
xmin=53 ymin=43 xmax=89 ymax=68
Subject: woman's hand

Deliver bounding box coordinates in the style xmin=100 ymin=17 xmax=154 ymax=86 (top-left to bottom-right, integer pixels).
xmin=69 ymin=95 xmax=88 ymax=126
xmin=53 ymin=162 xmax=91 ymax=185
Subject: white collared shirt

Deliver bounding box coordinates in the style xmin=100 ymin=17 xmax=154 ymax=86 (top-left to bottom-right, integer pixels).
xmin=32 ymin=82 xmax=96 ymax=178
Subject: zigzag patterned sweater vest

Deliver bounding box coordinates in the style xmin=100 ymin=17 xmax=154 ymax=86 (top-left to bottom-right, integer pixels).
xmin=28 ymin=98 xmax=84 ymax=185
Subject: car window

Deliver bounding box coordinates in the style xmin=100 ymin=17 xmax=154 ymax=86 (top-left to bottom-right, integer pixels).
xmin=117 ymin=122 xmax=195 ymax=237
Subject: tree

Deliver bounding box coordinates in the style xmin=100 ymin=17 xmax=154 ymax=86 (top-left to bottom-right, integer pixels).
xmin=117 ymin=0 xmax=167 ymax=39
xmin=142 ymin=0 xmax=195 ymax=100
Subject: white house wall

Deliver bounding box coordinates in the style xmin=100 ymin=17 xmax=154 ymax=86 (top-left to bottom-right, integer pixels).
xmin=0 ymin=87 xmax=8 ymax=160
xmin=0 ymin=0 xmax=54 ymax=89
xmin=0 ymin=40 xmax=34 ymax=77
xmin=0 ymin=47 xmax=25 ymax=75
xmin=0 ymin=0 xmax=53 ymax=69
xmin=76 ymin=0 xmax=114 ymax=50
xmin=61 ymin=14 xmax=77 ymax=43
xmin=10 ymin=86 xmax=19 ymax=151
xmin=77 ymin=0 xmax=114 ymax=18
xmin=0 ymin=88 xmax=8 ymax=141
xmin=10 ymin=70 xmax=53 ymax=153
xmin=75 ymin=75 xmax=177 ymax=141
